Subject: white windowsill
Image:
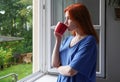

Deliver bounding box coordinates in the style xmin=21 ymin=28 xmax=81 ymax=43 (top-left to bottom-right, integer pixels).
xmin=35 ymin=74 xmax=57 ymax=82
xmin=17 ymin=72 xmax=45 ymax=82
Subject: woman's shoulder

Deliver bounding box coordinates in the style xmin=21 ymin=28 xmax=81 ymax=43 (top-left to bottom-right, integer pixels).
xmin=80 ymin=35 xmax=97 ymax=47
xmin=84 ymin=35 xmax=96 ymax=42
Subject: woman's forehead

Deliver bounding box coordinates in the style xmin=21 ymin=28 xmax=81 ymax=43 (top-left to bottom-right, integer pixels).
xmin=65 ymin=11 xmax=69 ymax=18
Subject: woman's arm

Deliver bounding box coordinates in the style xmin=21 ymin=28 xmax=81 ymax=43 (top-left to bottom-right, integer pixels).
xmin=57 ymin=65 xmax=78 ymax=76
xmin=52 ymin=32 xmax=62 ymax=67
xmin=52 ymin=32 xmax=77 ymax=76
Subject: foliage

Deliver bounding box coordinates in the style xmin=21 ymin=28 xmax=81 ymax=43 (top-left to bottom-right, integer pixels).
xmin=0 ymin=47 xmax=13 ymax=69
xmin=108 ymin=0 xmax=120 ymax=7
xmin=0 ymin=48 xmax=5 ymax=66
xmin=0 ymin=0 xmax=32 ymax=36
xmin=0 ymin=63 xmax=32 ymax=81
xmin=0 ymin=37 xmax=32 ymax=66
xmin=0 ymin=0 xmax=32 ymax=69
xmin=0 ymin=0 xmax=32 ymax=53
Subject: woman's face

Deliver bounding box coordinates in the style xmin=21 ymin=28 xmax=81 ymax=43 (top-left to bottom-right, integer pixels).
xmin=64 ymin=11 xmax=77 ymax=31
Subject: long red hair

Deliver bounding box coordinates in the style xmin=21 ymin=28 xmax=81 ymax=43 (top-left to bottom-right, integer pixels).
xmin=64 ymin=3 xmax=99 ymax=43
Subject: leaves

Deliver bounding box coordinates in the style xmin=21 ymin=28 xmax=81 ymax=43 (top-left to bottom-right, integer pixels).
xmin=108 ymin=0 xmax=120 ymax=7
xmin=0 ymin=0 xmax=32 ymax=66
xmin=0 ymin=0 xmax=32 ymax=36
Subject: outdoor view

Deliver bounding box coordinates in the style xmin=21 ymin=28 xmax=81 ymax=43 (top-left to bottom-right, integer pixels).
xmin=0 ymin=0 xmax=32 ymax=82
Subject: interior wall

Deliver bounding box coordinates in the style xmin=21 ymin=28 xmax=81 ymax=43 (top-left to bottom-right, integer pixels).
xmin=97 ymin=0 xmax=120 ymax=82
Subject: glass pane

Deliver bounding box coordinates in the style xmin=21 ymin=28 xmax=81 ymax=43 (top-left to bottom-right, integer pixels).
xmin=51 ymin=0 xmax=99 ymax=26
xmin=51 ymin=29 xmax=55 ymax=56
xmin=76 ymin=0 xmax=100 ymax=25
xmin=0 ymin=0 xmax=32 ymax=81
xmin=51 ymin=0 xmax=101 ymax=73
xmin=51 ymin=0 xmax=63 ymax=26
xmin=50 ymin=0 xmax=105 ymax=77
xmin=96 ymin=29 xmax=100 ymax=72
xmin=51 ymin=0 xmax=76 ymax=26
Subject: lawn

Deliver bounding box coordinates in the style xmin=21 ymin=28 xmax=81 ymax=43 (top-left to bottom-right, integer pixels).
xmin=0 ymin=63 xmax=32 ymax=82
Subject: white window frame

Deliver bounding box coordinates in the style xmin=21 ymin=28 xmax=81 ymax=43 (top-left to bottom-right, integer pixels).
xmin=33 ymin=0 xmax=46 ymax=73
xmin=95 ymin=0 xmax=105 ymax=77
xmin=46 ymin=0 xmax=105 ymax=78
xmin=33 ymin=0 xmax=52 ymax=73
xmin=18 ymin=0 xmax=47 ymax=81
xmin=19 ymin=0 xmax=105 ymax=81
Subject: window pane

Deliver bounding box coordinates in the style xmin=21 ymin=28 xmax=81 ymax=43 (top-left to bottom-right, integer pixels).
xmin=96 ymin=29 xmax=100 ymax=72
xmin=51 ymin=0 xmax=76 ymax=26
xmin=0 ymin=0 xmax=32 ymax=81
xmin=51 ymin=0 xmax=63 ymax=26
xmin=50 ymin=0 xmax=105 ymax=77
xmin=51 ymin=29 xmax=55 ymax=56
xmin=76 ymin=0 xmax=100 ymax=25
xmin=51 ymin=0 xmax=99 ymax=26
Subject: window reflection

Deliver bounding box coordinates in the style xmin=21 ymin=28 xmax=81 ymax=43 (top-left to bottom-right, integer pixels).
xmin=51 ymin=0 xmax=99 ymax=26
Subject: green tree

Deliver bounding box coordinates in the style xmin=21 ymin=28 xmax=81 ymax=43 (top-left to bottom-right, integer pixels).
xmin=0 ymin=0 xmax=32 ymax=54
xmin=0 ymin=0 xmax=32 ymax=36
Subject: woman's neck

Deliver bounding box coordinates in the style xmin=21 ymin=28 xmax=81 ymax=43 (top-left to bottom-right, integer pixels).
xmin=70 ymin=34 xmax=87 ymax=47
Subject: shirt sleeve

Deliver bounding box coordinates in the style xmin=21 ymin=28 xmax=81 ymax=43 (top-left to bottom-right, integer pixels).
xmin=69 ymin=36 xmax=97 ymax=77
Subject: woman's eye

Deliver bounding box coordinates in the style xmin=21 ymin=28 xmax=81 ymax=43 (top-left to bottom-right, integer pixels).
xmin=67 ymin=17 xmax=70 ymax=20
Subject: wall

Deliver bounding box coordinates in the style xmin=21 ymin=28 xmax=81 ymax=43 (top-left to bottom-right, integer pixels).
xmin=97 ymin=0 xmax=120 ymax=82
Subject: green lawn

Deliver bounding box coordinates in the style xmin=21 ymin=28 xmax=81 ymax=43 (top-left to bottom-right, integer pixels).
xmin=0 ymin=63 xmax=32 ymax=82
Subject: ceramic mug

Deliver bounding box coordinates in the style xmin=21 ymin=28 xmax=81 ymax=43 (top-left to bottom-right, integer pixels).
xmin=55 ymin=22 xmax=68 ymax=35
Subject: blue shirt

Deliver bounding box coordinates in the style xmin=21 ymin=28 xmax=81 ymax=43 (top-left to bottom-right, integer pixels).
xmin=57 ymin=35 xmax=97 ymax=82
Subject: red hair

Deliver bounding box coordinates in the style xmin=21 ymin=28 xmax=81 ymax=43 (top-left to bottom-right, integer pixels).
xmin=64 ymin=3 xmax=99 ymax=43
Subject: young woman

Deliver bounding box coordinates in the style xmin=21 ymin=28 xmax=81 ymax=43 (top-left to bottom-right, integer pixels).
xmin=52 ymin=3 xmax=99 ymax=82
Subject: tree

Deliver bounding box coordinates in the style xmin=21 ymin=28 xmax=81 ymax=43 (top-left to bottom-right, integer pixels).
xmin=0 ymin=0 xmax=32 ymax=36
xmin=0 ymin=0 xmax=32 ymax=54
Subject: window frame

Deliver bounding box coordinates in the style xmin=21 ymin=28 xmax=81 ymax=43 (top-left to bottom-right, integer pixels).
xmin=18 ymin=0 xmax=46 ymax=81
xmin=47 ymin=0 xmax=105 ymax=78
xmin=21 ymin=0 xmax=105 ymax=81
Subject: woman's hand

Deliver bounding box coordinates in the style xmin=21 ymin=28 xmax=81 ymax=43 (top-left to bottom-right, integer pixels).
xmin=57 ymin=65 xmax=78 ymax=76
xmin=54 ymin=32 xmax=62 ymax=41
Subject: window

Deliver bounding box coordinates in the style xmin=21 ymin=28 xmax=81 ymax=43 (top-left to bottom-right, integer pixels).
xmin=47 ymin=0 xmax=105 ymax=77
xmin=0 ymin=0 xmax=32 ymax=81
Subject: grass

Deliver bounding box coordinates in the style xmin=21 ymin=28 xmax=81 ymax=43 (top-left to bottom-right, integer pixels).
xmin=0 ymin=63 xmax=32 ymax=82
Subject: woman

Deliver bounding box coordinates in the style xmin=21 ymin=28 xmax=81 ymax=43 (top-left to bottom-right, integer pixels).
xmin=52 ymin=3 xmax=99 ymax=82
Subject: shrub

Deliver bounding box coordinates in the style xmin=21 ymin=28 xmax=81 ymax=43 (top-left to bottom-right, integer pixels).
xmin=0 ymin=47 xmax=13 ymax=69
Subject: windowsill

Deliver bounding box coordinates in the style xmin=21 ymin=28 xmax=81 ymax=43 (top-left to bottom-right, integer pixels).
xmin=17 ymin=72 xmax=45 ymax=82
xmin=34 ymin=74 xmax=57 ymax=82
xmin=17 ymin=72 xmax=105 ymax=82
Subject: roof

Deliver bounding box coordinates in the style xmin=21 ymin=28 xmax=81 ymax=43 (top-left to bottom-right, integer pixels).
xmin=0 ymin=36 xmax=24 ymax=42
